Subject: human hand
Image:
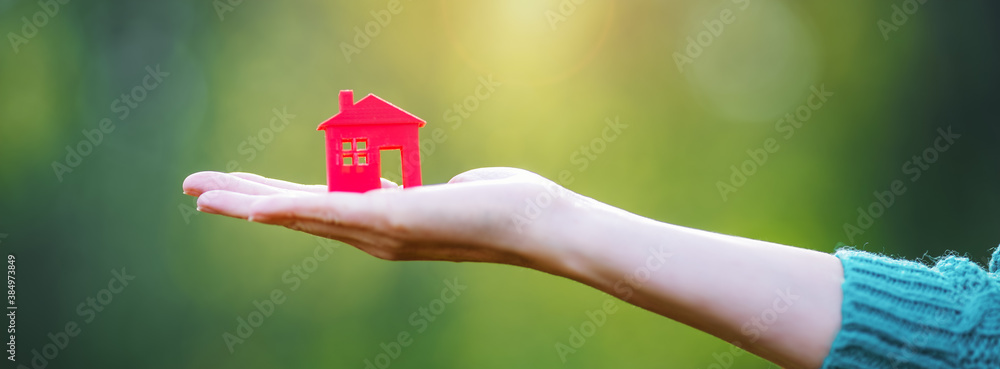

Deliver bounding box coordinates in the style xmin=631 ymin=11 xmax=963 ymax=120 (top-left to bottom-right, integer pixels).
xmin=182 ymin=168 xmax=597 ymax=270
xmin=182 ymin=167 xmax=845 ymax=369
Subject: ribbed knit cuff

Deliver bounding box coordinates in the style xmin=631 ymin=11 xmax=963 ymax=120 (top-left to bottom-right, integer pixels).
xmin=990 ymin=247 xmax=1000 ymax=274
xmin=821 ymin=248 xmax=1000 ymax=369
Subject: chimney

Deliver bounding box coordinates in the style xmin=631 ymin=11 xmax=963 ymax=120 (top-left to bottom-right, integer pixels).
xmin=339 ymin=90 xmax=354 ymax=110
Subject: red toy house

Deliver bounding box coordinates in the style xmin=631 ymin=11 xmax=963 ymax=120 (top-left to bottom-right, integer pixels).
xmin=317 ymin=90 xmax=426 ymax=192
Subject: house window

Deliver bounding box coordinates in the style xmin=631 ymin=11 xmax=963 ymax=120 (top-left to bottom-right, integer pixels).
xmin=341 ymin=138 xmax=369 ymax=166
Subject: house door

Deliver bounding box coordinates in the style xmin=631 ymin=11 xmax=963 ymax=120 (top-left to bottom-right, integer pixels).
xmin=379 ymin=148 xmax=403 ymax=185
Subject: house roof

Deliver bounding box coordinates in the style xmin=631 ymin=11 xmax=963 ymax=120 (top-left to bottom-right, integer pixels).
xmin=317 ymin=92 xmax=425 ymax=130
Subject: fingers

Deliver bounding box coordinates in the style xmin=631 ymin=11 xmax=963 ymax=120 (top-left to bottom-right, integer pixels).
xmin=194 ymin=189 xmax=372 ymax=235
xmin=185 ymin=171 xmax=401 ymax=228
xmin=247 ymin=192 xmax=384 ymax=228
xmin=197 ymin=190 xmax=400 ymax=249
xmin=183 ymin=171 xmax=289 ymax=196
xmin=196 ymin=190 xmax=266 ymax=219
xmin=195 ymin=191 xmax=383 ymax=247
xmin=229 ymin=172 xmax=328 ymax=193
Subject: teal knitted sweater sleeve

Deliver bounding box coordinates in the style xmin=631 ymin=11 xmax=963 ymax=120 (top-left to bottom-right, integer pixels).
xmin=820 ymin=247 xmax=1000 ymax=368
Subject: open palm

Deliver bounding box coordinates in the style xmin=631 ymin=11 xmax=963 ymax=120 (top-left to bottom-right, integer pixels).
xmin=182 ymin=167 xmax=589 ymax=269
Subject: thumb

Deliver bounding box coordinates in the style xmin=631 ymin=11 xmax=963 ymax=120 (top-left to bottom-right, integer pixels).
xmin=448 ymin=167 xmax=537 ymax=184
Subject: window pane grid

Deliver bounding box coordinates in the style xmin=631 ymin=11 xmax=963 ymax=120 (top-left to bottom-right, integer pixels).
xmin=340 ymin=138 xmax=369 ymax=166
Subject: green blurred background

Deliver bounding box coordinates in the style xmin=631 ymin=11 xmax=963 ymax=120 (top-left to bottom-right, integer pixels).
xmin=1 ymin=0 xmax=998 ymax=368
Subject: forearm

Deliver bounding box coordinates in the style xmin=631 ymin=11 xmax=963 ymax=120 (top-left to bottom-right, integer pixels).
xmin=530 ymin=200 xmax=844 ymax=369
xmin=186 ymin=169 xmax=845 ymax=367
